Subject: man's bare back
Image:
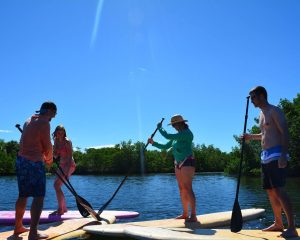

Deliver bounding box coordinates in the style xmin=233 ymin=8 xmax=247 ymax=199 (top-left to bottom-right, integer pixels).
xmin=259 ymin=104 xmax=286 ymax=150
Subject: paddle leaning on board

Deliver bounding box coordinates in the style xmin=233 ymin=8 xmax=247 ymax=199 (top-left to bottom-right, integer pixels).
xmin=230 ymin=96 xmax=250 ymax=233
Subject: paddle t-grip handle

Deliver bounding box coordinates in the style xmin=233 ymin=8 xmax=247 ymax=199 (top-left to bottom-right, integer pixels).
xmin=15 ymin=124 xmax=23 ymax=133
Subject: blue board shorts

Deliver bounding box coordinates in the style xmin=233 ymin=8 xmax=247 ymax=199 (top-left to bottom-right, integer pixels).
xmin=16 ymin=156 xmax=46 ymax=197
xmin=261 ymin=145 xmax=289 ymax=164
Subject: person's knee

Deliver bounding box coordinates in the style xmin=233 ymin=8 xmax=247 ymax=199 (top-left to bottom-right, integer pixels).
xmin=274 ymin=187 xmax=290 ymax=199
xmin=177 ymin=183 xmax=184 ymax=191
xmin=181 ymin=184 xmax=193 ymax=193
xmin=54 ymin=181 xmax=62 ymax=190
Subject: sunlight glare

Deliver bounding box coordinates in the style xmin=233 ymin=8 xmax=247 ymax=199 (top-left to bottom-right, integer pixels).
xmin=90 ymin=0 xmax=105 ymax=49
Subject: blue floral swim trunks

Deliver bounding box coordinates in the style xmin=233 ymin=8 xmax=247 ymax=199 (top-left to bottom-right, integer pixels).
xmin=16 ymin=156 xmax=46 ymax=197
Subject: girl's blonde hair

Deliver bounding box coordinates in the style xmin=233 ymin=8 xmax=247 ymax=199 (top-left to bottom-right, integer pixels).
xmin=52 ymin=125 xmax=67 ymax=140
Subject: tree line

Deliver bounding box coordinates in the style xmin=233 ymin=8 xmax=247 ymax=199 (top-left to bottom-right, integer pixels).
xmin=1 ymin=94 xmax=299 ymax=176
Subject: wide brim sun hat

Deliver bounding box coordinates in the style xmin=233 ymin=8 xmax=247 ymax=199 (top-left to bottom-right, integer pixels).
xmin=168 ymin=114 xmax=188 ymax=125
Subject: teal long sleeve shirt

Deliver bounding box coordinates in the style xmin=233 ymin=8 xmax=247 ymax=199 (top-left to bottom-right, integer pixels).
xmin=152 ymin=127 xmax=194 ymax=164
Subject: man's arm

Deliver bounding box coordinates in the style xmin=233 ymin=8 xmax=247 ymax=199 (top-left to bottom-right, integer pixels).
xmin=40 ymin=122 xmax=53 ymax=167
xmin=243 ymin=133 xmax=262 ymax=141
xmin=272 ymin=107 xmax=289 ymax=167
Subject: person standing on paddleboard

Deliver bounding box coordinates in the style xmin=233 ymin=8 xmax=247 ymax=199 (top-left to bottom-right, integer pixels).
xmin=148 ymin=114 xmax=197 ymax=222
xmin=14 ymin=101 xmax=57 ymax=240
xmin=51 ymin=125 xmax=76 ymax=215
xmin=243 ymin=86 xmax=298 ymax=238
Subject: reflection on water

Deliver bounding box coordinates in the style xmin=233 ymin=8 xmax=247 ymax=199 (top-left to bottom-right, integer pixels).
xmin=0 ymin=173 xmax=299 ymax=234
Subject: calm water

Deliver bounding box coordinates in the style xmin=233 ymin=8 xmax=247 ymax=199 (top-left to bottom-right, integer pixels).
xmin=0 ymin=173 xmax=299 ymax=235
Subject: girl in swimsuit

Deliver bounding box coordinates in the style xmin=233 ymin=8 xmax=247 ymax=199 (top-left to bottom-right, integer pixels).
xmin=51 ymin=125 xmax=76 ymax=215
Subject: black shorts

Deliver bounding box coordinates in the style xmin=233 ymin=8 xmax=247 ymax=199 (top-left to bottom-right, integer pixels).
xmin=175 ymin=157 xmax=195 ymax=169
xmin=261 ymin=160 xmax=286 ymax=190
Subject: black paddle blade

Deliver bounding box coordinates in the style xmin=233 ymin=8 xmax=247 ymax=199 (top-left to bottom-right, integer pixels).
xmin=76 ymin=195 xmax=93 ymax=218
xmin=230 ymin=199 xmax=243 ymax=232
xmin=76 ymin=198 xmax=102 ymax=221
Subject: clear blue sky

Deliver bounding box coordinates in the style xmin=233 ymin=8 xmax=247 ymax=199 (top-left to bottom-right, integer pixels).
xmin=0 ymin=0 xmax=299 ymax=153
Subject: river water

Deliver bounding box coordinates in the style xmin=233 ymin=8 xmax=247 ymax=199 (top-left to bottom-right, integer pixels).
xmin=0 ymin=173 xmax=299 ymax=235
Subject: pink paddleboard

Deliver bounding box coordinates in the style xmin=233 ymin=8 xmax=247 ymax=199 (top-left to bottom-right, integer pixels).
xmin=0 ymin=210 xmax=139 ymax=225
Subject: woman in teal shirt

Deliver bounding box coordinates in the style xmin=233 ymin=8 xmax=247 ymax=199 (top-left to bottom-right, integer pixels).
xmin=148 ymin=114 xmax=197 ymax=222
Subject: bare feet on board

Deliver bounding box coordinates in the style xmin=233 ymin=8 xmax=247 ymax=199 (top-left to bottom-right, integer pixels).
xmin=175 ymin=214 xmax=188 ymax=220
xmin=49 ymin=208 xmax=67 ymax=215
xmin=185 ymin=214 xmax=198 ymax=222
xmin=28 ymin=232 xmax=49 ymax=240
xmin=279 ymin=228 xmax=299 ymax=238
xmin=262 ymin=223 xmax=284 ymax=232
xmin=14 ymin=226 xmax=29 ymax=235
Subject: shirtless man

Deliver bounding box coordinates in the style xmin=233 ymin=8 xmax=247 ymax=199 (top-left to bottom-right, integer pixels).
xmin=244 ymin=86 xmax=298 ymax=238
xmin=14 ymin=102 xmax=57 ymax=240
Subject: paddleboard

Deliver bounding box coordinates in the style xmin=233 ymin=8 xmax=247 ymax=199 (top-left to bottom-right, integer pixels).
xmin=83 ymin=208 xmax=265 ymax=237
xmin=125 ymin=226 xmax=300 ymax=240
xmin=0 ymin=212 xmax=115 ymax=240
xmin=0 ymin=209 xmax=139 ymax=225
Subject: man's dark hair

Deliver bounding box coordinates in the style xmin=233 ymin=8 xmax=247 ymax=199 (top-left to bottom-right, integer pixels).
xmin=36 ymin=101 xmax=57 ymax=114
xmin=249 ymin=86 xmax=268 ymax=100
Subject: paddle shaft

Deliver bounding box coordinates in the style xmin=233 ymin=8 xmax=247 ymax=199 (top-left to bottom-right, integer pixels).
xmin=235 ymin=96 xmax=250 ymax=198
xmin=98 ymin=175 xmax=128 ymax=215
xmin=53 ymin=168 xmax=101 ymax=220
xmin=98 ymin=118 xmax=165 ymax=214
xmin=143 ymin=118 xmax=165 ymax=151
xmin=230 ymin=96 xmax=250 ymax=232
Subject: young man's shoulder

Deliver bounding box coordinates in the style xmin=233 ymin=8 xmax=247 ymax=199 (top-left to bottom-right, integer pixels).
xmin=269 ymin=104 xmax=284 ymax=115
xmin=34 ymin=117 xmax=50 ymax=130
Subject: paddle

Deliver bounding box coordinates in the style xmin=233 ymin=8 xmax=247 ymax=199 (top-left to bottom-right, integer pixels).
xmin=97 ymin=118 xmax=165 ymax=215
xmin=53 ymin=163 xmax=102 ymax=221
xmin=230 ymin=96 xmax=250 ymax=233
xmin=143 ymin=118 xmax=165 ymax=151
xmin=15 ymin=124 xmax=101 ymax=221
xmin=98 ymin=175 xmax=128 ymax=215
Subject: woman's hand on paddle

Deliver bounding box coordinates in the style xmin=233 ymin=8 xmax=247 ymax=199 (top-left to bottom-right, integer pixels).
xmin=157 ymin=122 xmax=162 ymax=129
xmin=147 ymin=138 xmax=154 ymax=145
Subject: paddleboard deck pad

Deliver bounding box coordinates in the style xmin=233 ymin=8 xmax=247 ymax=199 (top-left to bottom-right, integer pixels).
xmin=0 ymin=213 xmax=116 ymax=240
xmin=0 ymin=210 xmax=139 ymax=225
xmin=83 ymin=208 xmax=265 ymax=237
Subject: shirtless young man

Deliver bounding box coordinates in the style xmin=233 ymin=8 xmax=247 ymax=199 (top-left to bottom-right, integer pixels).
xmin=14 ymin=102 xmax=57 ymax=240
xmin=244 ymin=86 xmax=298 ymax=238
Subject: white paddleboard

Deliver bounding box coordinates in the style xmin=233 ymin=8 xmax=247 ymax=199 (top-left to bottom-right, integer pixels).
xmin=83 ymin=208 xmax=265 ymax=237
xmin=124 ymin=226 xmax=300 ymax=240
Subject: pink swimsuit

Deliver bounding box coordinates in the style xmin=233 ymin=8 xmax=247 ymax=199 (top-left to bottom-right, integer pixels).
xmin=54 ymin=140 xmax=76 ymax=176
